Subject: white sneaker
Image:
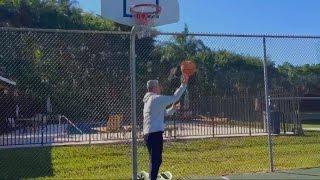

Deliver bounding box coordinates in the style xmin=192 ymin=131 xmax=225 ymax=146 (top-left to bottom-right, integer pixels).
xmin=159 ymin=171 xmax=173 ymax=180
xmin=137 ymin=171 xmax=149 ymax=180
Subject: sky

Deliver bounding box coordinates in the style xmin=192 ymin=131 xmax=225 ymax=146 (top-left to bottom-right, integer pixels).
xmin=77 ymin=0 xmax=320 ymax=35
xmin=76 ymin=0 xmax=320 ymax=65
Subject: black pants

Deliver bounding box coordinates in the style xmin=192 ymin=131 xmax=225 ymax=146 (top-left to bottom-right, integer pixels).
xmin=144 ymin=131 xmax=163 ymax=180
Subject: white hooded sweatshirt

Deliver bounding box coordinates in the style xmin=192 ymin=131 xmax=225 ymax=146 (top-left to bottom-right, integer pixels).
xmin=143 ymin=84 xmax=187 ymax=135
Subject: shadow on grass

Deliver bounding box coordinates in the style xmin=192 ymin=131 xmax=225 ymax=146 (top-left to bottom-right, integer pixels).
xmin=0 ymin=147 xmax=53 ymax=179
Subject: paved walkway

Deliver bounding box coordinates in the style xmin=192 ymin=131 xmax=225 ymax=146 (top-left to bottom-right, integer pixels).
xmin=191 ymin=167 xmax=320 ymax=179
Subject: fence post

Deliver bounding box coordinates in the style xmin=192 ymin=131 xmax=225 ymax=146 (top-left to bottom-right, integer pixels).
xmin=263 ymin=37 xmax=275 ymax=172
xmin=210 ymin=97 xmax=214 ymax=137
xmin=207 ymin=111 xmax=213 ymax=137
xmin=89 ymin=126 xmax=91 ymax=145
xmin=130 ymin=26 xmax=138 ymax=180
xmin=212 ymin=97 xmax=215 ymax=137
xmin=173 ymin=117 xmax=176 ymax=140
xmin=249 ymin=98 xmax=252 ymax=136
xmin=41 ymin=116 xmax=44 ymax=146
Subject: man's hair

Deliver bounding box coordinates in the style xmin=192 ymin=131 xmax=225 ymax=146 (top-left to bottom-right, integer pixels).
xmin=147 ymin=80 xmax=159 ymax=91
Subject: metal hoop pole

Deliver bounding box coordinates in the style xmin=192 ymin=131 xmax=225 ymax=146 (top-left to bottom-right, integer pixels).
xmin=130 ymin=26 xmax=138 ymax=180
xmin=263 ymin=37 xmax=275 ymax=172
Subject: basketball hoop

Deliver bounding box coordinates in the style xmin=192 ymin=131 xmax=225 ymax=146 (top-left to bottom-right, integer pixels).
xmin=130 ymin=4 xmax=162 ymax=38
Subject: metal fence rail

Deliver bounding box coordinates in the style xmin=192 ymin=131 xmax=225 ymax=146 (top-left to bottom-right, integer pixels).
xmin=0 ymin=94 xmax=271 ymax=146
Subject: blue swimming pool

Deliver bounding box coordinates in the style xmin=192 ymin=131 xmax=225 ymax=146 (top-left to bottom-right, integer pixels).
xmin=67 ymin=121 xmax=106 ymax=134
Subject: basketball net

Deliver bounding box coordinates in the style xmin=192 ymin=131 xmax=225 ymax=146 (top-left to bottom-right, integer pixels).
xmin=130 ymin=4 xmax=162 ymax=38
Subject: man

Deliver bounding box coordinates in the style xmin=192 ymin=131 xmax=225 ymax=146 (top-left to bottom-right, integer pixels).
xmin=143 ymin=74 xmax=189 ymax=180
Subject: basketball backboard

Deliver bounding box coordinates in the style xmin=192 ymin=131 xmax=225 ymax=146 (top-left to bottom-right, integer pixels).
xmin=101 ymin=0 xmax=180 ymax=26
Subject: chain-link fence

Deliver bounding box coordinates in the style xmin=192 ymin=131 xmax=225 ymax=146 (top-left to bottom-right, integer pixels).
xmin=0 ymin=28 xmax=133 ymax=146
xmin=0 ymin=28 xmax=319 ymax=179
xmin=265 ymin=36 xmax=320 ymax=174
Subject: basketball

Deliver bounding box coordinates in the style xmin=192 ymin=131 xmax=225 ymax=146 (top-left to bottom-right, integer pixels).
xmin=180 ymin=60 xmax=196 ymax=76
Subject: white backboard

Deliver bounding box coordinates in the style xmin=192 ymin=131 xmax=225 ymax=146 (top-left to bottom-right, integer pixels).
xmin=101 ymin=0 xmax=180 ymax=26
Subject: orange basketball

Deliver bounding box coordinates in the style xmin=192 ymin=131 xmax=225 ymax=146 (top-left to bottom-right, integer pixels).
xmin=180 ymin=60 xmax=196 ymax=76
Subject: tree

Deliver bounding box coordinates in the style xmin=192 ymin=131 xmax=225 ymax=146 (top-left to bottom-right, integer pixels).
xmin=0 ymin=0 xmax=116 ymax=30
xmin=156 ymin=25 xmax=265 ymax=97
xmin=277 ymin=62 xmax=320 ymax=95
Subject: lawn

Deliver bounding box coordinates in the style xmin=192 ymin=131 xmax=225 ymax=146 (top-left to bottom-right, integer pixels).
xmin=0 ymin=131 xmax=319 ymax=179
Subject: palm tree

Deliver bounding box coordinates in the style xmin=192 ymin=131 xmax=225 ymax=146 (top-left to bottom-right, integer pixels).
xmin=159 ymin=25 xmax=210 ymax=66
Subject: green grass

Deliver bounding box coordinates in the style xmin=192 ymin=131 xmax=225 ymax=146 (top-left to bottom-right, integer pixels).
xmin=303 ymin=124 xmax=320 ymax=129
xmin=1 ymin=132 xmax=320 ymax=179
